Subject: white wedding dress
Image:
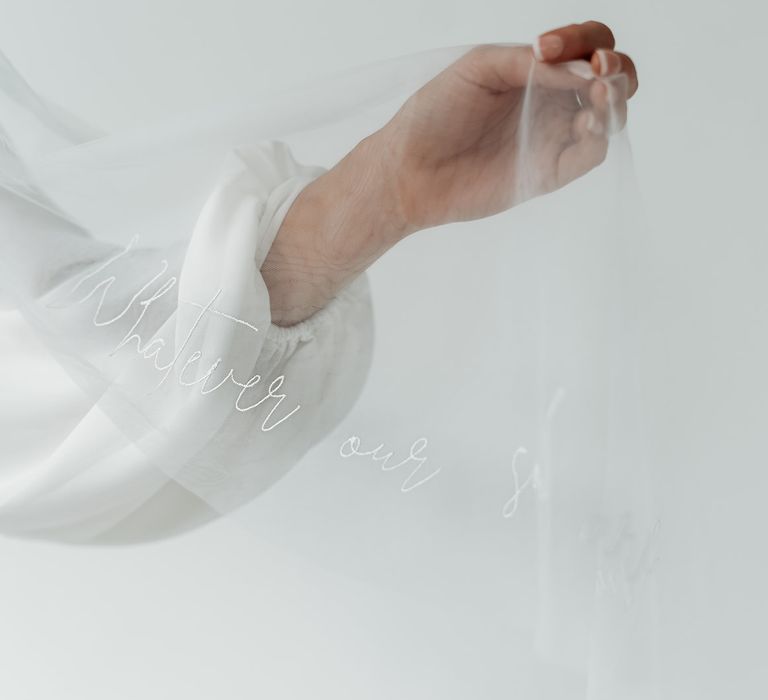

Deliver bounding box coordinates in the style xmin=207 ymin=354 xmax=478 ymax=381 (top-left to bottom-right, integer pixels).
xmin=0 ymin=44 xmax=660 ymax=698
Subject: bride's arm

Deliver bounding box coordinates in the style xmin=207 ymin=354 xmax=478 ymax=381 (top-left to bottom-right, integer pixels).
xmin=261 ymin=134 xmax=408 ymax=326
xmin=263 ymin=20 xmax=638 ymax=327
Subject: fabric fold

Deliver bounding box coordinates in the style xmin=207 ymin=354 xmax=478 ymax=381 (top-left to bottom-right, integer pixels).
xmin=0 ymin=134 xmax=374 ymax=542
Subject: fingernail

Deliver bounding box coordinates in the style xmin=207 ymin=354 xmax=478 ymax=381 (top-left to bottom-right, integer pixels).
xmin=563 ymin=59 xmax=595 ymax=80
xmin=594 ymin=49 xmax=609 ymax=76
xmin=533 ymin=34 xmax=564 ymax=61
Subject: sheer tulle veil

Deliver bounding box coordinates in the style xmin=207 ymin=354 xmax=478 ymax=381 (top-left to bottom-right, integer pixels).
xmin=0 ymin=43 xmax=659 ymax=698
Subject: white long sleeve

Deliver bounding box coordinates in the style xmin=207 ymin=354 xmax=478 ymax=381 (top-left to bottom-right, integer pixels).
xmin=0 ymin=141 xmax=374 ymax=543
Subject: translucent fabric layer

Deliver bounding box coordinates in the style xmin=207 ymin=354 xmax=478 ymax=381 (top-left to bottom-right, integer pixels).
xmin=0 ymin=44 xmax=657 ymax=698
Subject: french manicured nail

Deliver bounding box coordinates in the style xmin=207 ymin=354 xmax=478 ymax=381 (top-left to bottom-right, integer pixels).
xmin=594 ymin=49 xmax=610 ymax=76
xmin=533 ymin=34 xmax=564 ymax=61
xmin=564 ymin=59 xmax=595 ymax=80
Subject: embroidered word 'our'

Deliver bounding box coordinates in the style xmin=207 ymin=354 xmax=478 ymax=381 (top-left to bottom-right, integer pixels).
xmin=339 ymin=436 xmax=441 ymax=493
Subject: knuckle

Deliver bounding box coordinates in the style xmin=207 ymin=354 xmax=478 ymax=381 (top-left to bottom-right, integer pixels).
xmin=460 ymin=46 xmax=491 ymax=73
xmin=466 ymin=45 xmax=490 ymax=59
xmin=463 ymin=45 xmax=495 ymax=72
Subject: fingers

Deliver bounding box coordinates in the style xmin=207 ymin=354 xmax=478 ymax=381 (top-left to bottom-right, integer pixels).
xmin=461 ymin=44 xmax=588 ymax=92
xmin=462 ymin=32 xmax=637 ymax=100
xmin=533 ymin=21 xmax=615 ymax=63
xmin=592 ymin=49 xmax=638 ymax=97
xmin=557 ymin=129 xmax=609 ymax=189
xmin=589 ymin=74 xmax=630 ymax=134
xmin=532 ymin=22 xmax=638 ymax=106
xmin=571 ymin=108 xmax=605 ymax=140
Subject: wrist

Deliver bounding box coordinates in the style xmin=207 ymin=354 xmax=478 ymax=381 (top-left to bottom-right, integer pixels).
xmin=262 ymin=133 xmax=413 ymax=327
xmin=328 ymin=131 xmax=416 ymax=249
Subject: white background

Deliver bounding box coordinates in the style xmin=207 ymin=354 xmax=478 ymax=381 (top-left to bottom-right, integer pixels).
xmin=1 ymin=1 xmax=766 ymax=698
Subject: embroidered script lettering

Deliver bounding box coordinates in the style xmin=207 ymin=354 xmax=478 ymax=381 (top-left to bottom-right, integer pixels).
xmin=339 ymin=436 xmax=441 ymax=493
xmin=59 ymin=235 xmax=300 ymax=431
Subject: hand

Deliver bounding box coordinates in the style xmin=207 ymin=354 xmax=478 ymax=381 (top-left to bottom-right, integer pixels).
xmin=378 ymin=21 xmax=638 ymax=230
xmin=264 ymin=22 xmax=638 ymax=325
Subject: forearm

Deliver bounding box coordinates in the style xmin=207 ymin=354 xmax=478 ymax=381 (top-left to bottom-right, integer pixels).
xmin=261 ymin=133 xmax=410 ymax=327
